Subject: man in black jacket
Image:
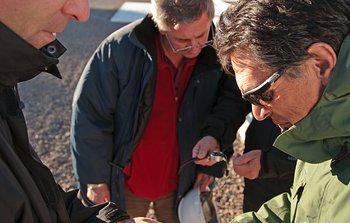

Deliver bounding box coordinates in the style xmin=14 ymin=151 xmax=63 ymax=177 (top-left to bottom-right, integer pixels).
xmin=0 ymin=0 xmax=158 ymax=222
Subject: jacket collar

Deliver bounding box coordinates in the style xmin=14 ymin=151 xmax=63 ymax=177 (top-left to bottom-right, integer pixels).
xmin=0 ymin=22 xmax=66 ymax=87
xmin=274 ymin=35 xmax=350 ymax=163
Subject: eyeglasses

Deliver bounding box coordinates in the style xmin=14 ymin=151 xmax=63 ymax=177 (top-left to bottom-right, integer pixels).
xmin=164 ymin=26 xmax=214 ymax=53
xmin=242 ymin=68 xmax=285 ymax=107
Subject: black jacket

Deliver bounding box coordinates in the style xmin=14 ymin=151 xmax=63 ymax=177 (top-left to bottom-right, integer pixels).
xmin=0 ymin=22 xmax=128 ymax=222
xmin=243 ymin=118 xmax=296 ymax=212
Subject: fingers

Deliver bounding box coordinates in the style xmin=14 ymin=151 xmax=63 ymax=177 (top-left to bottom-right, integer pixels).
xmin=86 ymin=183 xmax=110 ymax=204
xmin=233 ymin=154 xmax=249 ymax=166
xmin=194 ymin=173 xmax=214 ymax=192
xmin=131 ymin=217 xmax=162 ymax=223
xmin=192 ymin=140 xmax=211 ymax=159
xmin=192 ymin=136 xmax=220 ymax=166
xmin=232 ymin=150 xmax=262 ymax=179
xmin=192 ymin=142 xmax=203 ymax=159
xmin=233 ymin=163 xmax=258 ymax=179
xmin=233 ymin=150 xmax=261 ymax=165
xmin=194 ymin=158 xmax=218 ymax=166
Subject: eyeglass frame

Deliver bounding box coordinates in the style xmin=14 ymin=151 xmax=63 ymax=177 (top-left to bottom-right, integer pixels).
xmin=242 ymin=68 xmax=286 ymax=107
xmin=164 ymin=26 xmax=214 ymax=53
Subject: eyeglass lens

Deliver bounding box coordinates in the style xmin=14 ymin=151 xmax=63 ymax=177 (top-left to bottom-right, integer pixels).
xmin=165 ymin=26 xmax=214 ymax=53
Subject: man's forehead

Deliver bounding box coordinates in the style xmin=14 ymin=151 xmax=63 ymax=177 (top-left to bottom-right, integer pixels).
xmin=230 ymin=55 xmax=272 ymax=93
xmin=171 ymin=27 xmax=209 ymax=40
xmin=230 ymin=47 xmax=259 ymax=66
xmin=168 ymin=22 xmax=211 ymax=38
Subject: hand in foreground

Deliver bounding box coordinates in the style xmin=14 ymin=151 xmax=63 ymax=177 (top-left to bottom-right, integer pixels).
xmin=192 ymin=136 xmax=220 ymax=166
xmin=233 ymin=150 xmax=262 ymax=179
xmin=86 ymin=183 xmax=110 ymax=204
xmin=194 ymin=173 xmax=214 ymax=192
xmin=118 ymin=217 xmax=162 ymax=223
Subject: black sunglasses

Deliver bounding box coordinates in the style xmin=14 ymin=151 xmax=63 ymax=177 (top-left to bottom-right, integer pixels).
xmin=242 ymin=68 xmax=285 ymax=107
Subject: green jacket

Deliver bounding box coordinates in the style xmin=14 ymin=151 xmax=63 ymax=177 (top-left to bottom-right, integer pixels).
xmin=233 ymin=35 xmax=350 ymax=223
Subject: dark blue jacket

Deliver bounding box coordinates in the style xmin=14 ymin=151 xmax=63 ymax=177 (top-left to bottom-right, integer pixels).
xmin=71 ymin=15 xmax=249 ymax=216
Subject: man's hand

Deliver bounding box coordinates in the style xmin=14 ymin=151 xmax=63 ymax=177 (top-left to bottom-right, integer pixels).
xmin=194 ymin=173 xmax=214 ymax=192
xmin=86 ymin=183 xmax=110 ymax=204
xmin=118 ymin=217 xmax=162 ymax=223
xmin=192 ymin=136 xmax=220 ymax=166
xmin=233 ymin=150 xmax=262 ymax=179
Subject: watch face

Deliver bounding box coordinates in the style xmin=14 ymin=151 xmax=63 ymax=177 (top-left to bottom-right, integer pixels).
xmin=208 ymin=151 xmax=227 ymax=162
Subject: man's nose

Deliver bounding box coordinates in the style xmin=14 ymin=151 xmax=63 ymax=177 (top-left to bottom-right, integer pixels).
xmin=63 ymin=0 xmax=90 ymax=23
xmin=251 ymin=104 xmax=271 ymax=121
xmin=189 ymin=39 xmax=197 ymax=47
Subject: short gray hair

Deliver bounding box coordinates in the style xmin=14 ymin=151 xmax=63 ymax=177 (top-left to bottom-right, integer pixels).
xmin=150 ymin=0 xmax=215 ymax=31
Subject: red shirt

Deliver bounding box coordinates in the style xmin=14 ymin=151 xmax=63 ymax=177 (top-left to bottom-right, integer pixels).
xmin=124 ymin=34 xmax=197 ymax=199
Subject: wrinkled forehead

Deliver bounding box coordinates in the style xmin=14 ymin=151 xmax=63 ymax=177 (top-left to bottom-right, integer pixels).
xmin=230 ymin=49 xmax=273 ymax=92
xmin=230 ymin=52 xmax=266 ymax=74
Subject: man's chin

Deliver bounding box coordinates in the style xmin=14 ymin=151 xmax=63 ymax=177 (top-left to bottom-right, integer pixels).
xmin=278 ymin=123 xmax=292 ymax=132
xmin=272 ymin=119 xmax=292 ymax=132
xmin=29 ymin=32 xmax=57 ymax=49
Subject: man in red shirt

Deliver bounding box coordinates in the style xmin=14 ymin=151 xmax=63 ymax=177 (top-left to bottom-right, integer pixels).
xmin=71 ymin=0 xmax=247 ymax=222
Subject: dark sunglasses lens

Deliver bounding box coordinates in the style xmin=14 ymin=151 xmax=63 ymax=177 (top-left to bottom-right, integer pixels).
xmin=245 ymin=92 xmax=273 ymax=106
xmin=261 ymin=91 xmax=273 ymax=102
xmin=244 ymin=93 xmax=261 ymax=106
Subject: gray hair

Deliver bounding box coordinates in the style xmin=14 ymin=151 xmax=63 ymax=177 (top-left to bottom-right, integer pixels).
xmin=150 ymin=0 xmax=215 ymax=31
xmin=214 ymin=0 xmax=350 ymax=74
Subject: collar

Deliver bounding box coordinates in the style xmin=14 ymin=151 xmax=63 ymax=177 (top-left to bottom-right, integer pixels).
xmin=0 ymin=22 xmax=66 ymax=87
xmin=274 ymin=35 xmax=350 ymax=163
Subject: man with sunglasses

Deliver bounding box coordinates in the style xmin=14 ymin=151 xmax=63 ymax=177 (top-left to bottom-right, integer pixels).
xmin=215 ymin=0 xmax=350 ymax=222
xmin=71 ymin=0 xmax=246 ymax=222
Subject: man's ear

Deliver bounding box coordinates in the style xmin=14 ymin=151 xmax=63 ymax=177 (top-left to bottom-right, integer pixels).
xmin=307 ymin=42 xmax=337 ymax=85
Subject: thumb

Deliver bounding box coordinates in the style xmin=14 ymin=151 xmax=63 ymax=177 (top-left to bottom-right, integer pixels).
xmin=233 ymin=156 xmax=242 ymax=165
xmin=192 ymin=143 xmax=200 ymax=158
xmin=233 ymin=154 xmax=247 ymax=165
xmin=197 ymin=146 xmax=207 ymax=159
